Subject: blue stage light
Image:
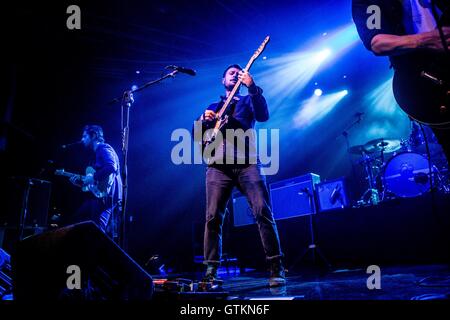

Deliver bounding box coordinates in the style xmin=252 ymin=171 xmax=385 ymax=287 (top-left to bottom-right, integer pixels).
xmin=294 ymin=90 xmax=349 ymax=128
xmin=314 ymin=88 xmax=323 ymax=96
xmin=315 ymin=49 xmax=331 ymax=63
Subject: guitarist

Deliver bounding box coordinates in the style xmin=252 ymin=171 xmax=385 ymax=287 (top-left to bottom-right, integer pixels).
xmin=68 ymin=125 xmax=122 ymax=241
xmin=195 ymin=65 xmax=285 ymax=287
xmin=352 ymin=0 xmax=450 ymax=160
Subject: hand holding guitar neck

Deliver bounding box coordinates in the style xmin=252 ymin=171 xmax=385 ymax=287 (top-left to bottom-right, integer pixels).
xmin=203 ymin=35 xmax=270 ymax=146
xmin=238 ymin=70 xmax=256 ymax=89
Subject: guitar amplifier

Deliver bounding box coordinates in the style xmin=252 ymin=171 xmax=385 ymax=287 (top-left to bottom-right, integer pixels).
xmin=316 ymin=178 xmax=349 ymax=212
xmin=269 ymin=173 xmax=321 ymax=219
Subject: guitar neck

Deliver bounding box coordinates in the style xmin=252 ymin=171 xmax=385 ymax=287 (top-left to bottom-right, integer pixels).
xmin=217 ymin=58 xmax=257 ymax=119
xmin=56 ymin=171 xmax=81 ymax=179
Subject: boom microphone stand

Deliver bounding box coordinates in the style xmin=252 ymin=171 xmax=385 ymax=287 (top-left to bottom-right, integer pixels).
xmin=341 ymin=112 xmax=364 ymax=203
xmin=109 ymin=68 xmax=181 ymax=249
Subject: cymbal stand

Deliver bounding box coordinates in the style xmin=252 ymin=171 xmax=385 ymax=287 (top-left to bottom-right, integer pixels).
xmin=358 ymin=152 xmax=380 ymax=206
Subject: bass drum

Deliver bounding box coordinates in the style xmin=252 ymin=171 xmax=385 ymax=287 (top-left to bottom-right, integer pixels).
xmin=383 ymin=152 xmax=433 ymax=198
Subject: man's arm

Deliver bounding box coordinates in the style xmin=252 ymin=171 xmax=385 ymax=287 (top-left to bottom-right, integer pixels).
xmin=94 ymin=144 xmax=119 ymax=181
xmin=371 ymin=28 xmax=450 ymax=56
xmin=249 ymin=86 xmax=269 ymax=122
xmin=239 ymin=71 xmax=269 ymax=122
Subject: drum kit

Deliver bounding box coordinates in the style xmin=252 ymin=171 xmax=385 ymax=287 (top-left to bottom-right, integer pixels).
xmin=348 ymin=122 xmax=449 ymax=206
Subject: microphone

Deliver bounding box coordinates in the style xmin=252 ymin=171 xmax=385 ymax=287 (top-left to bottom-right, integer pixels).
xmin=165 ymin=65 xmax=196 ymax=76
xmin=61 ymin=141 xmax=82 ymax=149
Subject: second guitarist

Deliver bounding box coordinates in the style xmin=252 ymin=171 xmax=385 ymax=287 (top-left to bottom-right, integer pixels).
xmin=68 ymin=125 xmax=122 ymax=241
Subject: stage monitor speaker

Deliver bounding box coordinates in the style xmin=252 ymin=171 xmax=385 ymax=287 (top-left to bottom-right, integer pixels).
xmin=13 ymin=221 xmax=153 ymax=301
xmin=270 ymin=173 xmax=321 ymax=219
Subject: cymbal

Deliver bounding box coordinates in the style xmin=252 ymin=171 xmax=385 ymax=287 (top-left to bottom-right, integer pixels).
xmin=364 ymin=138 xmax=401 ymax=153
xmin=348 ymin=145 xmax=370 ymax=155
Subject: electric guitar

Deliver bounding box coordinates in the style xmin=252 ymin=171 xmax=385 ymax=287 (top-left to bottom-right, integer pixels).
xmin=392 ymin=10 xmax=449 ymax=126
xmin=203 ymin=36 xmax=270 ymax=147
xmin=55 ymin=166 xmax=114 ymax=198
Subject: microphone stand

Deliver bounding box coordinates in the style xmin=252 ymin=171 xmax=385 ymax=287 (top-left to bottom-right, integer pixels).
xmin=109 ymin=69 xmax=179 ymax=250
xmin=341 ymin=114 xmax=363 ymax=205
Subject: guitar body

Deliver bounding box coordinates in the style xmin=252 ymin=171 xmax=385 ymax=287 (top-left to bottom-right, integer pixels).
xmin=392 ymin=51 xmax=450 ymax=125
xmin=392 ymin=12 xmax=450 ymax=126
xmin=55 ymin=166 xmax=114 ymax=199
xmin=82 ymin=166 xmax=113 ymax=198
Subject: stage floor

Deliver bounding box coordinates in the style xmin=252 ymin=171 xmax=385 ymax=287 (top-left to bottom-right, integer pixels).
xmin=152 ymin=264 xmax=450 ymax=300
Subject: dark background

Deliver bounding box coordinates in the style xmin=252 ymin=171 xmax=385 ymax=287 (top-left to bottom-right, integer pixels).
xmin=1 ymin=1 xmax=414 ymax=271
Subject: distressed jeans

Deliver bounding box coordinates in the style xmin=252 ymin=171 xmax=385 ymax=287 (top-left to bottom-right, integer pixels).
xmin=203 ymin=164 xmax=283 ymax=266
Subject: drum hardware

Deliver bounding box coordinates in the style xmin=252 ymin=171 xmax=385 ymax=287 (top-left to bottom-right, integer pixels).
xmin=350 ymin=138 xmax=401 ymax=206
xmin=352 ymin=150 xmax=382 ymax=206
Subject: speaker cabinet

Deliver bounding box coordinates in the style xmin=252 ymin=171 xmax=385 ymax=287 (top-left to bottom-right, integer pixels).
xmin=270 ymin=173 xmax=321 ymax=219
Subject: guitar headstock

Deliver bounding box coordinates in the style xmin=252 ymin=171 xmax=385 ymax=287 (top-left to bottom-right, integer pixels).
xmin=55 ymin=169 xmax=65 ymax=175
xmin=251 ymin=35 xmax=270 ymax=62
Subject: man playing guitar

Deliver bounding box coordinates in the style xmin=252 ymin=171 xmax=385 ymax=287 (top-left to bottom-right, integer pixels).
xmin=195 ymin=63 xmax=285 ymax=287
xmin=352 ymin=0 xmax=450 ymax=161
xmin=65 ymin=125 xmax=122 ymax=241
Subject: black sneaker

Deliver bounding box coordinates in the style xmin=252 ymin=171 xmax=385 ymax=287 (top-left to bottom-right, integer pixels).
xmin=269 ymin=260 xmax=286 ymax=287
xmin=199 ymin=265 xmax=223 ymax=291
xmin=202 ymin=264 xmax=219 ymax=282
